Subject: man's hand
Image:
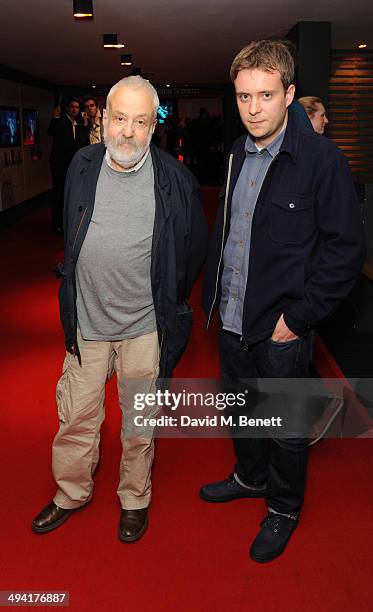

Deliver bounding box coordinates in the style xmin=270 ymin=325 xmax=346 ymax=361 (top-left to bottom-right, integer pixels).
xmin=271 ymin=314 xmax=298 ymax=342
xmin=53 ymin=105 xmax=61 ymax=119
xmin=81 ymin=112 xmax=89 ymax=127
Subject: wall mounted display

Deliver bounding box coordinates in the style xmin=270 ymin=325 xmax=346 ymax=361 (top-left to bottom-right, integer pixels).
xmin=157 ymin=100 xmax=176 ymax=124
xmin=23 ymin=109 xmax=40 ymax=146
xmin=0 ymin=107 xmax=21 ymax=147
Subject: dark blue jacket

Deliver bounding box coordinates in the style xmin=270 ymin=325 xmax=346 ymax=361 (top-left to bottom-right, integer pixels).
xmin=202 ymin=113 xmax=366 ymax=344
xmin=58 ymin=143 xmax=208 ymax=377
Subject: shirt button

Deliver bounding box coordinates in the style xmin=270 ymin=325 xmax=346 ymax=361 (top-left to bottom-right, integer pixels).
xmin=289 ymin=202 xmax=295 ymax=209
xmin=250 ymin=180 xmax=255 ymax=186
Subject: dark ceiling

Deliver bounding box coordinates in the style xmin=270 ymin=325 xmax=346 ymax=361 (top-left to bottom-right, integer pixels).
xmin=1 ymin=0 xmax=372 ymax=86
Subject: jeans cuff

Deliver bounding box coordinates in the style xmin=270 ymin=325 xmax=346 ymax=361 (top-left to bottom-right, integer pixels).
xmin=234 ymin=472 xmax=266 ymax=491
xmin=268 ymin=507 xmax=298 ymax=520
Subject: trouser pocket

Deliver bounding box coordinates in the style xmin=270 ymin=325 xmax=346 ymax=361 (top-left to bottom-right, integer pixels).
xmin=56 ymin=354 xmax=71 ymax=423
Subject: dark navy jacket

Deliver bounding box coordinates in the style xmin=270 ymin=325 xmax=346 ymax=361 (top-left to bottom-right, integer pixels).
xmin=58 ymin=143 xmax=208 ymax=377
xmin=202 ymin=113 xmax=366 ymax=345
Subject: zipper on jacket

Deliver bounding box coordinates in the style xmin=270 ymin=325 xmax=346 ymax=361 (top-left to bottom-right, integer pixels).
xmin=158 ymin=330 xmax=166 ymax=379
xmin=72 ymin=206 xmax=88 ymax=253
xmin=206 ymin=153 xmax=233 ymax=329
xmin=159 ymin=330 xmax=164 ymax=358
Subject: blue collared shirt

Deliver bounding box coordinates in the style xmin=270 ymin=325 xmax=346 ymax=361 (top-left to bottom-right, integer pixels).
xmin=220 ymin=128 xmax=285 ymax=335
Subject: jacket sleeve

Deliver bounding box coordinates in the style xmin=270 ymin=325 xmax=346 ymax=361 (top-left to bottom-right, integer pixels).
xmin=284 ymin=151 xmax=366 ymax=336
xmin=47 ymin=117 xmax=60 ymax=136
xmin=184 ymin=186 xmax=209 ymax=298
xmin=62 ymin=151 xmax=82 ymax=243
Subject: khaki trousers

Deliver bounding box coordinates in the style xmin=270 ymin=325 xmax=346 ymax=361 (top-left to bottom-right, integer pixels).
xmin=52 ymin=330 xmax=159 ymax=510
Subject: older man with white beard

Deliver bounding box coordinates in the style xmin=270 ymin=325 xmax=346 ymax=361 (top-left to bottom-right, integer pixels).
xmin=32 ymin=76 xmax=207 ymax=542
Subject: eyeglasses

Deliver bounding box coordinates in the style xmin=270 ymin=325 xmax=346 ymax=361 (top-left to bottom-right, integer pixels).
xmin=110 ymin=113 xmax=156 ymax=130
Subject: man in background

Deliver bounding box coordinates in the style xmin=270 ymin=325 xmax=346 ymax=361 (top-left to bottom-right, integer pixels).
xmin=48 ymin=98 xmax=89 ymax=233
xmin=83 ymin=95 xmax=104 ymax=144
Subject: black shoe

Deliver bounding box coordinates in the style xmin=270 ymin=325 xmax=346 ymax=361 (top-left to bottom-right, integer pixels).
xmin=32 ymin=501 xmax=78 ymax=534
xmin=118 ymin=508 xmax=148 ymax=542
xmin=250 ymin=512 xmax=298 ymax=563
xmin=200 ymin=473 xmax=266 ymax=503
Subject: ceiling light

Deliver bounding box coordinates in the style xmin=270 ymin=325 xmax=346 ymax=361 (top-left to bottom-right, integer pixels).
xmin=103 ymin=34 xmax=125 ymax=48
xmin=120 ymin=54 xmax=133 ymax=66
xmin=358 ymin=43 xmax=367 ymax=49
xmin=73 ymin=0 xmax=93 ymax=18
xmin=166 ymin=84 xmax=171 ymax=88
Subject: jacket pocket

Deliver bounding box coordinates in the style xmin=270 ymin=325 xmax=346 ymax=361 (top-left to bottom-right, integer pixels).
xmin=268 ymin=194 xmax=313 ymax=244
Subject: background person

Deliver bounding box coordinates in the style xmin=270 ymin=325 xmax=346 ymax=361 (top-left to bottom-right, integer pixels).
xmin=48 ymin=98 xmax=89 ymax=233
xmin=298 ymin=96 xmax=329 ymax=134
xmin=83 ymin=95 xmax=104 ymax=144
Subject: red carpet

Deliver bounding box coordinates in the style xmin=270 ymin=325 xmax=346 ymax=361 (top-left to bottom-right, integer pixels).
xmin=1 ymin=195 xmax=373 ymax=612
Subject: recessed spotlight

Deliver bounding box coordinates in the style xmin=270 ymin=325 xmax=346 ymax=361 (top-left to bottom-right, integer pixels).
xmin=166 ymin=84 xmax=171 ymax=88
xmin=92 ymin=85 xmax=96 ymax=88
xmin=73 ymin=0 xmax=93 ymax=19
xmin=358 ymin=43 xmax=367 ymax=49
xmin=103 ymin=34 xmax=125 ymax=48
xmin=120 ymin=54 xmax=133 ymax=66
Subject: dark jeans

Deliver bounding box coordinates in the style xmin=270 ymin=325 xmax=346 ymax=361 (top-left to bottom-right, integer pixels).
xmin=220 ymin=328 xmax=314 ymax=515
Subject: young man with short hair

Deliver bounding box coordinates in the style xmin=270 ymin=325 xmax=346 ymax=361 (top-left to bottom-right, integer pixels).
xmin=201 ymin=39 xmax=364 ymax=562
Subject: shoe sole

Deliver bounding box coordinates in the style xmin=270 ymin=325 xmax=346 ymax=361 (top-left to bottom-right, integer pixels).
xmin=250 ymin=545 xmax=288 ymax=563
xmin=199 ymin=490 xmax=266 ymax=503
xmin=31 ymin=502 xmax=89 ymax=534
xmin=118 ymin=517 xmax=148 ymax=543
xmin=250 ymin=524 xmax=298 ymax=563
xmin=31 ymin=509 xmax=75 ymax=534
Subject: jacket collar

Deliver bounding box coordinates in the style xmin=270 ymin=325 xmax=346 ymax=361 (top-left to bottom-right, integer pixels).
xmin=279 ymin=110 xmax=302 ymax=164
xmin=81 ymin=142 xmax=106 ymax=162
xmin=233 ymin=110 xmax=303 ymax=166
xmin=228 ymin=110 xmax=303 ymax=202
xmin=150 ymin=143 xmax=171 ymax=193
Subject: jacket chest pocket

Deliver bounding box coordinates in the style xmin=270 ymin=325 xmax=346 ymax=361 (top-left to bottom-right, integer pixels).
xmin=268 ymin=194 xmax=313 ymax=244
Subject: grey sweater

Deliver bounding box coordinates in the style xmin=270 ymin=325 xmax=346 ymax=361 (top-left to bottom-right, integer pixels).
xmin=76 ymin=152 xmax=156 ymax=340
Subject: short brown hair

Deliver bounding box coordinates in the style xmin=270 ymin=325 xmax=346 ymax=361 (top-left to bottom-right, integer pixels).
xmin=230 ymin=39 xmax=295 ymax=89
xmin=298 ymin=96 xmax=323 ymax=117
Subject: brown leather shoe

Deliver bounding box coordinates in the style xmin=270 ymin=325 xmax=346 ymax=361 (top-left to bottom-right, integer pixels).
xmin=32 ymin=501 xmax=78 ymax=534
xmin=118 ymin=508 xmax=148 ymax=542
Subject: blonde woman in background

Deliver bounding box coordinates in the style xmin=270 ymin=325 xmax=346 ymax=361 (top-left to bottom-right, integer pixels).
xmin=298 ymin=96 xmax=329 ymax=134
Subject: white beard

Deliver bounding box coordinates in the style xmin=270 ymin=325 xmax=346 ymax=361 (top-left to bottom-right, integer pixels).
xmin=104 ymin=127 xmax=152 ymax=169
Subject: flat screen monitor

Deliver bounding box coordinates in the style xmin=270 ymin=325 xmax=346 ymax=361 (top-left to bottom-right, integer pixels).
xmin=0 ymin=107 xmax=21 ymax=147
xmin=23 ymin=109 xmax=40 ymax=146
xmin=158 ymin=101 xmax=175 ymax=124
